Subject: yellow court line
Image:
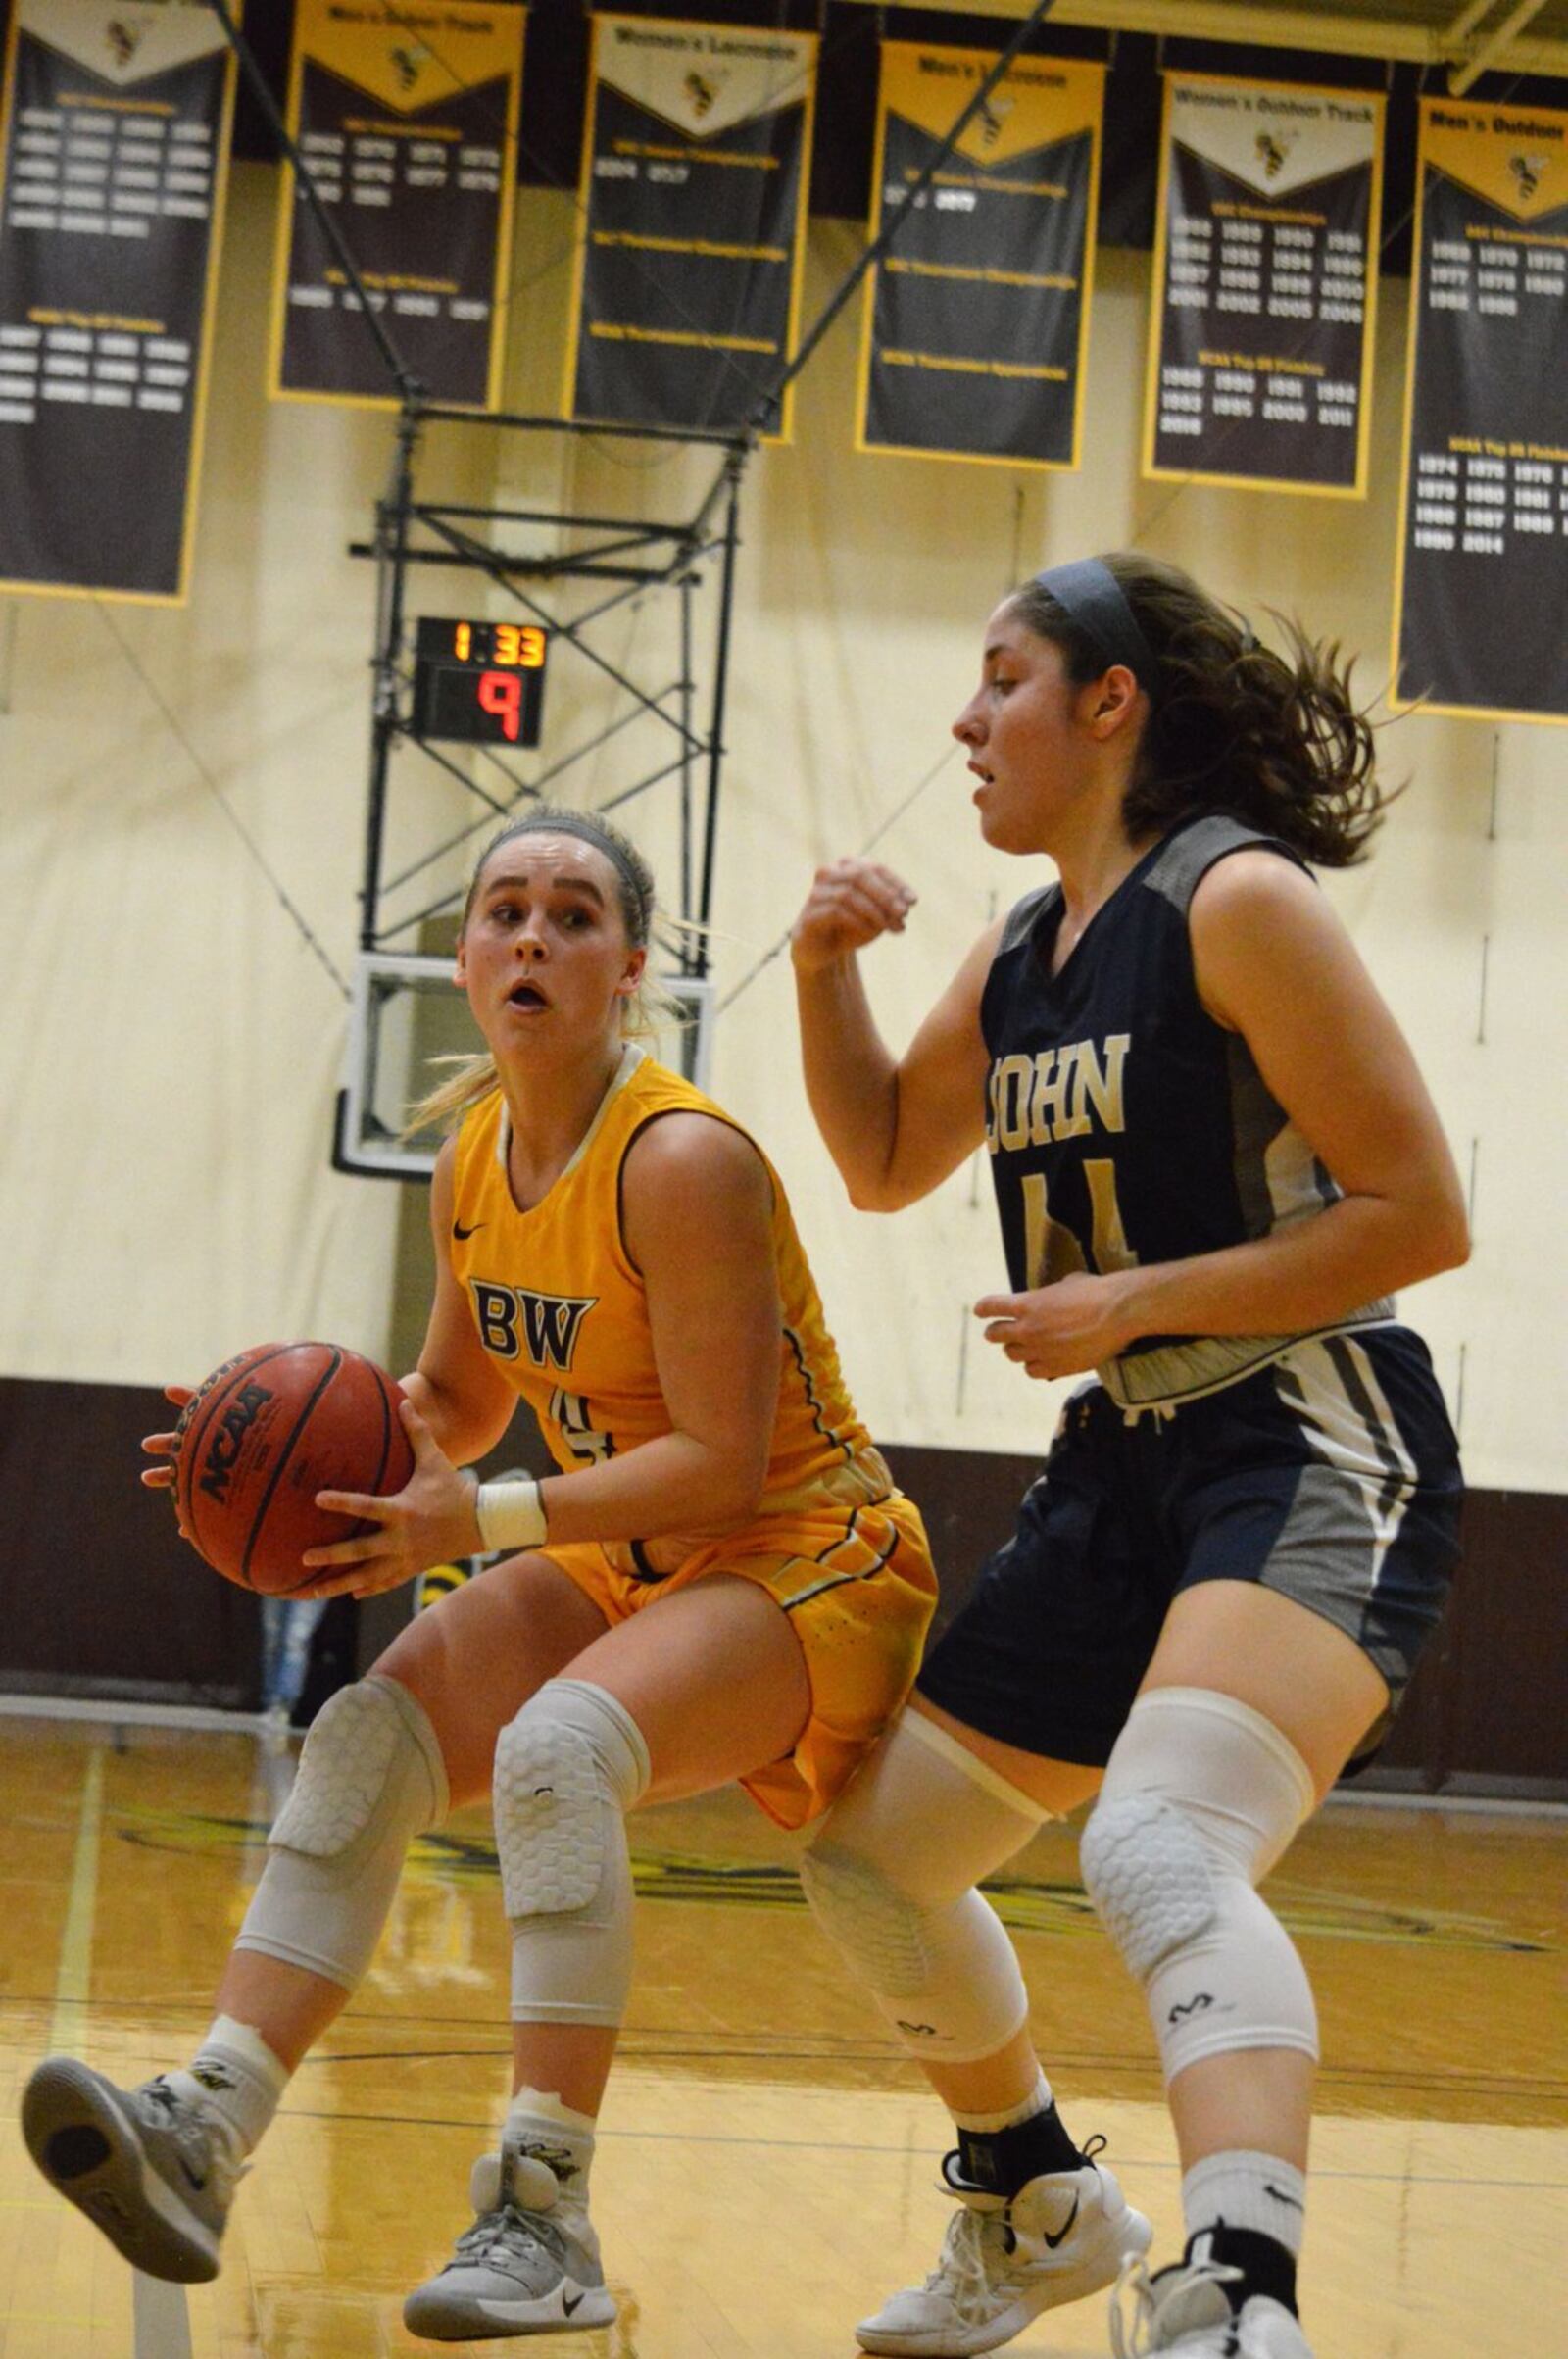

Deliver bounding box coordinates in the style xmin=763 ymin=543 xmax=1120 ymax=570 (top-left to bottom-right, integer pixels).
xmin=48 ymin=1745 xmax=103 ymax=2055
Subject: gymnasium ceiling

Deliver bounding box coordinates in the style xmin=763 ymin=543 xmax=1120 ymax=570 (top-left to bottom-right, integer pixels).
xmin=838 ymin=2 xmax=1568 ymax=80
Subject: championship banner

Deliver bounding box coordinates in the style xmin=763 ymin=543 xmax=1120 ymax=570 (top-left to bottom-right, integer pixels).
xmin=0 ymin=0 xmax=239 ymax=602
xmin=270 ymin=0 xmax=525 ymax=412
xmin=567 ymin=15 xmax=815 ymax=437
xmin=858 ymin=46 xmax=1103 ymax=469
xmin=1393 ymin=97 xmax=1568 ymax=722
xmin=1143 ymin=74 xmax=1383 ymax=496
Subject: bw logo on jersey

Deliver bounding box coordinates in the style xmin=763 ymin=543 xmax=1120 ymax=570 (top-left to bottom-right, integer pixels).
xmin=471 ymin=1282 xmax=598 ymax=1372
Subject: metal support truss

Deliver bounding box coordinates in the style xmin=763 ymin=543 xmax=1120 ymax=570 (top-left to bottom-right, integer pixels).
xmin=333 ymin=407 xmax=749 ymax=1178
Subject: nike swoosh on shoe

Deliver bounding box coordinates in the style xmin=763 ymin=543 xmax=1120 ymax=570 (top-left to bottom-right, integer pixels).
xmin=472 ymin=2288 xmax=594 ymax=2328
xmin=1040 ymin=2194 xmax=1080 ymax=2251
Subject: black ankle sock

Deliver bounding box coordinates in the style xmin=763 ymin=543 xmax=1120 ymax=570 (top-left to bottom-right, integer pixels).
xmin=956 ymin=2103 xmax=1083 ymax=2196
xmin=1190 ymin=2224 xmax=1298 ymax=2318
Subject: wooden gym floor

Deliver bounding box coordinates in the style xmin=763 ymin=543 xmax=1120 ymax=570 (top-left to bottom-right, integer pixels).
xmin=0 ymin=1711 xmax=1562 ymax=2358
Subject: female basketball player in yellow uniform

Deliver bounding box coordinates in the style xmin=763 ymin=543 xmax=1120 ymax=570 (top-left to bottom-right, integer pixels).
xmin=23 ymin=808 xmax=937 ymax=2343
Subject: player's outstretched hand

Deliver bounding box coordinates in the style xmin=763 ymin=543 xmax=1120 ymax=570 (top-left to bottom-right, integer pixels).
xmin=140 ymin=1384 xmax=195 ymax=1493
xmin=298 ymin=1397 xmax=484 ymax=1599
xmin=976 ymin=1273 xmax=1141 ymax=1382
xmin=790 ymin=858 xmax=916 ymax=974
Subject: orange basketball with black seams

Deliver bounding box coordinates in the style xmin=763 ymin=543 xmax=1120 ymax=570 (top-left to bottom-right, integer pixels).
xmin=171 ymin=1342 xmax=414 ymax=1595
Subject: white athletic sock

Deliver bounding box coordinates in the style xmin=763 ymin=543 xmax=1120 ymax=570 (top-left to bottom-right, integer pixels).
xmin=1182 ymin=2149 xmax=1307 ymax=2259
xmin=167 ymin=2013 xmax=289 ymax=2158
xmin=955 ymin=2068 xmax=1055 ymax=2135
xmin=505 ymin=2085 xmax=598 ymax=2210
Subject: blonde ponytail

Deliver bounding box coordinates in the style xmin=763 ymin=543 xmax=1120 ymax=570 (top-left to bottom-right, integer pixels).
xmin=405 ymin=1054 xmax=502 ymax=1141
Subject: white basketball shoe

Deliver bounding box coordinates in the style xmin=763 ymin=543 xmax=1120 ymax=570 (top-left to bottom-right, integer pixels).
xmin=404 ymin=2134 xmax=616 ymax=2341
xmin=1110 ymin=2252 xmax=1312 ymax=2356
xmin=857 ymin=2141 xmax=1153 ymax=2355
xmin=22 ymin=2056 xmax=243 ymax=2282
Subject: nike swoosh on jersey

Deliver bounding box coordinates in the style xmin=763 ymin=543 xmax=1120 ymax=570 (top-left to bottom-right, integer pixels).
xmin=453 ymin=1220 xmax=485 ymax=1240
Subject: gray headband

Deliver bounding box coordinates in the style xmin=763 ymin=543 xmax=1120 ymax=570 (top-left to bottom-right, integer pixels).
xmin=503 ymin=812 xmax=651 ymax=941
xmin=1033 ymin=558 xmax=1160 ymax=696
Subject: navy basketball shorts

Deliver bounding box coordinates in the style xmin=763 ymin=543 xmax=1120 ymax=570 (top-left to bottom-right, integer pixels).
xmin=917 ymin=1324 xmax=1463 ymax=1769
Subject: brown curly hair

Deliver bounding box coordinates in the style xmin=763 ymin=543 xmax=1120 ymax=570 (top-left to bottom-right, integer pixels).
xmin=1008 ymin=553 xmax=1390 ymax=867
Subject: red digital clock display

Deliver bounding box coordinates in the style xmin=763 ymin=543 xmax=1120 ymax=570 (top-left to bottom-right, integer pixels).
xmin=412 ymin=616 xmax=550 ymax=748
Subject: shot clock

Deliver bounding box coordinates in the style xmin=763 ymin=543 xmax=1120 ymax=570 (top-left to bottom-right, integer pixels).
xmin=412 ymin=617 xmax=550 ymax=748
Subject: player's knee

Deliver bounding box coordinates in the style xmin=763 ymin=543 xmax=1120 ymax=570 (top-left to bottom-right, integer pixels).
xmin=799 ymin=1755 xmax=990 ymax=1995
xmin=238 ymin=1674 xmax=448 ymax=1990
xmin=801 ymin=1838 xmax=1029 ymax=2063
xmin=494 ymin=1680 xmax=650 ymax=2029
xmin=1079 ymin=1789 xmax=1222 ymax=1979
xmin=270 ymin=1674 xmax=448 ymax=1865
xmin=798 ymin=1710 xmax=1049 ymax=2060
xmin=800 ymin=1841 xmax=932 ymax=1994
xmin=1079 ymin=1688 xmax=1318 ymax=2080
xmin=493 ymin=1679 xmax=650 ymax=1925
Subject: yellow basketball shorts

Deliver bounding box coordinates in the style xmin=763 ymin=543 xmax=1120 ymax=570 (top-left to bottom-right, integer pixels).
xmin=540 ymin=1488 xmax=937 ymax=1830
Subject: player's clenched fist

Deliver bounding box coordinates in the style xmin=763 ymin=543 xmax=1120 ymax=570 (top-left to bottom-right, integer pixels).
xmin=789 ymin=859 xmax=917 ymax=974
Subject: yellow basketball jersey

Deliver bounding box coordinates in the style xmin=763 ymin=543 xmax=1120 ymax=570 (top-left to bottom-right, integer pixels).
xmin=448 ymin=1047 xmax=883 ymax=1505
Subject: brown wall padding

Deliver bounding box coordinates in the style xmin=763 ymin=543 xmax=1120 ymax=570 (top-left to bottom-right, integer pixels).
xmin=0 ymin=1376 xmax=259 ymax=1707
xmin=1 ymin=1379 xmax=1561 ymax=1794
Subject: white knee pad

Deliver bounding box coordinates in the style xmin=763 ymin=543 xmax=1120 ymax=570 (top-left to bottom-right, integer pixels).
xmin=494 ymin=1678 xmax=650 ymax=2028
xmin=801 ymin=1710 xmax=1048 ymax=2064
xmin=1078 ymin=1688 xmax=1318 ymax=2085
xmin=236 ymin=1674 xmax=448 ymax=1991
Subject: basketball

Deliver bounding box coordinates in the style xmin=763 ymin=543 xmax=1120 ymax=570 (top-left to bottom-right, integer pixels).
xmin=171 ymin=1342 xmax=414 ymax=1595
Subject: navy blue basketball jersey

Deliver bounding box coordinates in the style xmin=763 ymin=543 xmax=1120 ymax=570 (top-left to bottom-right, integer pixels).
xmin=981 ymin=813 xmax=1393 ymax=1406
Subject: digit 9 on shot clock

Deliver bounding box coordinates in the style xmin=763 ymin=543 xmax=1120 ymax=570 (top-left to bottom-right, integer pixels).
xmin=412 ymin=614 xmax=550 ymax=747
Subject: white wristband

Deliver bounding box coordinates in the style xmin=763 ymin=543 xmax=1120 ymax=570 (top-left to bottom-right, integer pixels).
xmin=474 ymin=1476 xmax=549 ymax=1553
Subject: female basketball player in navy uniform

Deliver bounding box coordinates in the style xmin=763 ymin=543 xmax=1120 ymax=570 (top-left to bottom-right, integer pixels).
xmin=24 ymin=809 xmax=938 ymax=2341
xmin=789 ymin=556 xmax=1467 ymax=2359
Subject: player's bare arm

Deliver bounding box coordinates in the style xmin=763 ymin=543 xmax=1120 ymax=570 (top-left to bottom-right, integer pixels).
xmin=540 ymin=1109 xmax=782 ymax=1545
xmin=792 ymin=857 xmax=999 ymax=1211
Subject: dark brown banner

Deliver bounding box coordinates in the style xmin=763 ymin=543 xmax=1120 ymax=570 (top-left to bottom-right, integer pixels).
xmin=1143 ymin=74 xmax=1383 ymax=496
xmin=567 ymin=15 xmax=815 ymax=437
xmin=1393 ymin=97 xmax=1568 ymax=722
xmin=858 ymin=45 xmax=1103 ymax=468
xmin=0 ymin=0 xmax=238 ymax=601
xmin=270 ymin=0 xmax=525 ymax=411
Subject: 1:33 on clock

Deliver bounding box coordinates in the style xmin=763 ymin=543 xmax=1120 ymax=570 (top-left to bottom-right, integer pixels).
xmin=412 ymin=615 xmax=549 ymax=746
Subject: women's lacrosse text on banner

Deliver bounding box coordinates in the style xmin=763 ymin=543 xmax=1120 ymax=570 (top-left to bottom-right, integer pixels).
xmin=270 ymin=0 xmax=524 ymax=411
xmin=567 ymin=16 xmax=815 ymax=437
xmin=1393 ymin=98 xmax=1568 ymax=722
xmin=1144 ymin=74 xmax=1382 ymax=496
xmin=0 ymin=0 xmax=239 ymax=601
xmin=858 ymin=46 xmax=1102 ymax=468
